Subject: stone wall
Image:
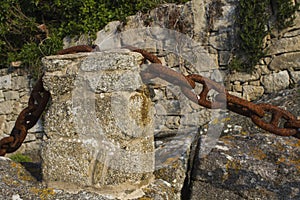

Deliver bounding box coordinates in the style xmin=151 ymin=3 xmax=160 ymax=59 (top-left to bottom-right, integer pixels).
xmin=0 ymin=69 xmax=44 ymax=161
xmin=193 ymin=0 xmax=300 ymax=100
xmin=204 ymin=0 xmax=300 ymax=100
xmin=94 ymin=0 xmax=300 ymax=101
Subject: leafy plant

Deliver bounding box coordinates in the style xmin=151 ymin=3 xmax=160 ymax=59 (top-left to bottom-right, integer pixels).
xmin=274 ymin=0 xmax=300 ymax=30
xmin=9 ymin=153 xmax=32 ymax=163
xmin=229 ymin=0 xmax=270 ymax=72
xmin=228 ymin=0 xmax=299 ymax=73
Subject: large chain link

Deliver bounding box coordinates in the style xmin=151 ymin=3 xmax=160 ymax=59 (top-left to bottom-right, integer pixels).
xmin=128 ymin=47 xmax=300 ymax=139
xmin=1 ymin=45 xmax=299 ymax=156
xmin=0 ymin=76 xmax=51 ymax=156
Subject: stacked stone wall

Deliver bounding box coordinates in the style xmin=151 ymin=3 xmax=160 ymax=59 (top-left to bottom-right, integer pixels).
xmin=95 ymin=0 xmax=300 ymax=101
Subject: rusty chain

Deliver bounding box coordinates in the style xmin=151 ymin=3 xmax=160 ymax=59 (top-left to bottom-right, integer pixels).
xmin=0 ymin=45 xmax=95 ymax=156
xmin=127 ymin=47 xmax=300 ymax=139
xmin=56 ymin=45 xmax=95 ymax=55
xmin=0 ymin=76 xmax=51 ymax=156
xmin=1 ymin=45 xmax=299 ymax=156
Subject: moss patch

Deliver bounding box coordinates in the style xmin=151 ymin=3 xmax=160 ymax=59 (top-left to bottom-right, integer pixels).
xmin=9 ymin=153 xmax=32 ymax=163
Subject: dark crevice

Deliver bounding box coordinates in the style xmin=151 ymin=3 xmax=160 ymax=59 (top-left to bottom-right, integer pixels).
xmin=180 ymin=127 xmax=202 ymax=200
xmin=20 ymin=162 xmax=43 ymax=181
xmin=272 ymin=50 xmax=300 ymax=57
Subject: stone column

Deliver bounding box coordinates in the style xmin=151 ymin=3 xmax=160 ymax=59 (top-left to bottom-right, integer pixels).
xmin=41 ymin=50 xmax=155 ymax=197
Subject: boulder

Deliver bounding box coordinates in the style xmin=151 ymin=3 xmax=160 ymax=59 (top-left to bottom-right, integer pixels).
xmin=261 ymin=70 xmax=290 ymax=93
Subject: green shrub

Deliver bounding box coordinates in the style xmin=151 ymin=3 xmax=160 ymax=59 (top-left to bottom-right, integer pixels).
xmin=228 ymin=0 xmax=299 ymax=73
xmin=9 ymin=153 xmax=32 ymax=163
xmin=229 ymin=0 xmax=270 ymax=72
xmin=274 ymin=0 xmax=299 ymax=30
xmin=0 ymin=0 xmax=189 ymax=76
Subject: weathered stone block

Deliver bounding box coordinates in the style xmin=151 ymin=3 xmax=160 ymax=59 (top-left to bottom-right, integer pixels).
xmin=12 ymin=102 xmax=24 ymax=115
xmin=44 ymin=96 xmax=76 ymax=138
xmin=42 ymin=75 xmax=77 ymax=97
xmin=228 ymin=91 xmax=242 ymax=98
xmin=218 ymin=51 xmax=232 ymax=66
xmin=41 ymin=140 xmax=93 ymax=186
xmin=4 ymin=121 xmax=15 ymax=134
xmin=95 ymin=21 xmax=122 ymax=50
xmin=261 ymin=70 xmax=290 ymax=93
xmin=155 ymin=130 xmax=197 ymax=197
xmin=41 ymin=53 xmax=86 ymax=73
xmin=269 ymin=52 xmax=300 ymax=71
xmin=249 ymin=80 xmax=261 ymax=86
xmin=209 ymin=32 xmax=232 ymax=51
xmin=0 ymin=115 xmax=6 ymax=135
xmin=233 ymin=83 xmax=242 ymax=92
xmin=11 ymin=76 xmax=28 ymax=90
xmin=0 ymin=101 xmax=13 ymax=115
xmin=268 ymin=36 xmax=300 ymax=55
xmin=4 ymin=91 xmax=19 ymax=100
xmin=42 ymin=51 xmax=155 ymax=197
xmin=242 ymin=85 xmax=264 ymax=101
xmin=211 ymin=3 xmax=236 ymax=31
xmin=0 ymin=75 xmax=11 ymax=90
xmin=154 ymin=100 xmax=181 ymax=115
xmin=228 ymin=71 xmax=260 ymax=82
xmin=290 ymin=70 xmax=300 ymax=84
xmin=0 ymin=91 xmax=4 ymax=99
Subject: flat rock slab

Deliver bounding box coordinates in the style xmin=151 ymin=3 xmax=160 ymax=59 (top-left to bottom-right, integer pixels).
xmin=189 ymin=87 xmax=300 ymax=200
xmin=0 ymin=157 xmax=111 ymax=200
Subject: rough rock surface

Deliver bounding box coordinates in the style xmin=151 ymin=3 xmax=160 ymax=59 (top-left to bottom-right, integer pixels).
xmin=188 ymin=86 xmax=300 ymax=200
xmin=41 ymin=51 xmax=157 ymax=199
xmin=1 ymin=86 xmax=299 ymax=199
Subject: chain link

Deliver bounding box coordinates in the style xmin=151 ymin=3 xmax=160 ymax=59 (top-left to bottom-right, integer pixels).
xmin=0 ymin=76 xmax=51 ymax=156
xmin=57 ymin=45 xmax=94 ymax=55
